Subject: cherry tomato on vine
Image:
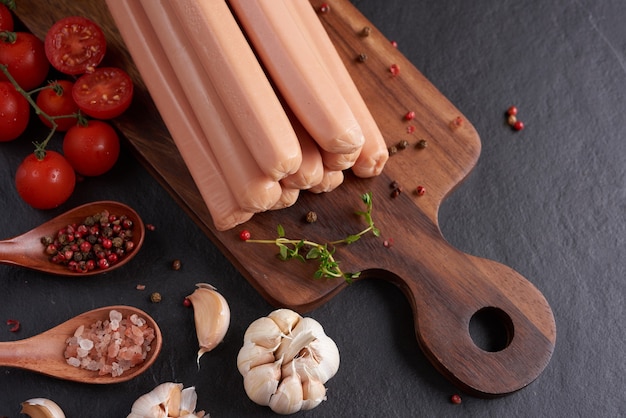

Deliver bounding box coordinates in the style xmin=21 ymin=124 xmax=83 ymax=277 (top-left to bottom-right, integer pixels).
xmin=44 ymin=16 xmax=106 ymax=75
xmin=36 ymin=80 xmax=79 ymax=132
xmin=15 ymin=150 xmax=76 ymax=209
xmin=0 ymin=81 xmax=29 ymax=142
xmin=0 ymin=31 xmax=49 ymax=90
xmin=63 ymin=120 xmax=120 ymax=176
xmin=72 ymin=67 xmax=133 ymax=119
xmin=0 ymin=4 xmax=14 ymax=32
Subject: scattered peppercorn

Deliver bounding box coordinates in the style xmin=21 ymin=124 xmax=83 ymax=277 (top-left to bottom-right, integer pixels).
xmin=239 ymin=229 xmax=251 ymax=241
xmin=406 ymin=125 xmax=416 ymax=134
xmin=319 ymin=3 xmax=330 ymax=13
xmin=390 ymin=187 xmax=402 ymax=198
xmin=391 ymin=40 xmax=398 ymax=48
xmin=507 ymin=106 xmax=518 ymax=116
xmin=150 ymin=292 xmax=162 ymax=303
xmin=450 ymin=116 xmax=464 ymax=130
xmin=146 ymin=224 xmax=156 ymax=231
xmin=360 ymin=26 xmax=371 ymax=37
xmin=507 ymin=114 xmax=517 ymax=125
xmin=183 ymin=297 xmax=192 ymax=308
xmin=416 ymin=139 xmax=428 ymax=149
xmin=390 ymin=180 xmax=400 ymax=189
xmin=136 ymin=284 xmax=146 ymax=290
xmin=383 ymin=238 xmax=394 ymax=248
xmin=404 ymin=111 xmax=415 ymax=121
xmin=6 ymin=319 xmax=20 ymax=332
xmin=357 ymin=53 xmax=368 ymax=63
xmin=171 ymin=259 xmax=182 ymax=270
xmin=513 ymin=120 xmax=525 ymax=131
xmin=306 ymin=211 xmax=318 ymax=223
xmin=389 ymin=63 xmax=400 ymax=76
xmin=416 ymin=186 xmax=426 ymax=196
xmin=397 ymin=139 xmax=409 ymax=150
xmin=450 ymin=394 xmax=462 ymax=404
xmin=388 ymin=145 xmax=398 ymax=156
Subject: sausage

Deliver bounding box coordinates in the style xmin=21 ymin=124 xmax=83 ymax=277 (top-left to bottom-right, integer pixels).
xmin=287 ymin=0 xmax=389 ymax=177
xmin=168 ymin=0 xmax=302 ymax=181
xmin=229 ymin=0 xmax=365 ymax=155
xmin=280 ymin=107 xmax=325 ymax=190
xmin=106 ymin=0 xmax=253 ymax=230
xmin=139 ymin=0 xmax=282 ymax=212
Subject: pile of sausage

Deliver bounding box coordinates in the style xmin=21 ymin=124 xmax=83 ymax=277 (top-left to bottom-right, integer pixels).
xmin=107 ymin=0 xmax=388 ymax=230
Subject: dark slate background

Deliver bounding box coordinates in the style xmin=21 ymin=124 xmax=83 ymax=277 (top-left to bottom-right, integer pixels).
xmin=1 ymin=0 xmax=624 ymax=416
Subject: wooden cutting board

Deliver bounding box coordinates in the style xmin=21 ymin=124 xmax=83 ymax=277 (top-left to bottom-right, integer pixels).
xmin=14 ymin=0 xmax=555 ymax=397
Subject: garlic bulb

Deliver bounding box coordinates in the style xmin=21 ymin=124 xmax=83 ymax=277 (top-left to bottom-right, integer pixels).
xmin=237 ymin=309 xmax=340 ymax=414
xmin=20 ymin=398 xmax=66 ymax=418
xmin=187 ymin=283 xmax=230 ymax=366
xmin=127 ymin=382 xmax=205 ymax=418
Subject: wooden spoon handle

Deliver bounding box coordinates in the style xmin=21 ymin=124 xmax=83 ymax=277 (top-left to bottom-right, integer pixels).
xmin=370 ymin=242 xmax=556 ymax=397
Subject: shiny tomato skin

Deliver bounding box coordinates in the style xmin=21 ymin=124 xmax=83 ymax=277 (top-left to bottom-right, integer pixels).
xmin=44 ymin=16 xmax=106 ymax=75
xmin=15 ymin=151 xmax=76 ymax=210
xmin=0 ymin=4 xmax=14 ymax=31
xmin=0 ymin=32 xmax=50 ymax=90
xmin=0 ymin=81 xmax=30 ymax=142
xmin=36 ymin=80 xmax=79 ymax=131
xmin=62 ymin=120 xmax=120 ymax=176
xmin=72 ymin=67 xmax=133 ymax=119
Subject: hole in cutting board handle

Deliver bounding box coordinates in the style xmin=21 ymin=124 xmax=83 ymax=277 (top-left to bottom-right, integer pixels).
xmin=469 ymin=307 xmax=514 ymax=352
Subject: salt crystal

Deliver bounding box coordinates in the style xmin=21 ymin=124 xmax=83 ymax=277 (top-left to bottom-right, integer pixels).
xmin=67 ymin=357 xmax=80 ymax=367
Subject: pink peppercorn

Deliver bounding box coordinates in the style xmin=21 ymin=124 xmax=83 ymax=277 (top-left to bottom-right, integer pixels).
xmin=404 ymin=111 xmax=415 ymax=121
xmin=389 ymin=64 xmax=400 ymax=76
xmin=416 ymin=186 xmax=426 ymax=196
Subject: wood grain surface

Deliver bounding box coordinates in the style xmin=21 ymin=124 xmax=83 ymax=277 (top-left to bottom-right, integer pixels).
xmin=13 ymin=0 xmax=556 ymax=396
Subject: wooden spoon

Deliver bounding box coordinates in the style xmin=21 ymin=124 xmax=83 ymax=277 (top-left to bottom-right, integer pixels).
xmin=0 ymin=201 xmax=144 ymax=276
xmin=0 ymin=305 xmax=162 ymax=384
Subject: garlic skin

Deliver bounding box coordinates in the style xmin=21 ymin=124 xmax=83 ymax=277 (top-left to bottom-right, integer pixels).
xmin=237 ymin=309 xmax=340 ymax=414
xmin=20 ymin=398 xmax=66 ymax=418
xmin=127 ymin=382 xmax=205 ymax=418
xmin=187 ymin=283 xmax=230 ymax=366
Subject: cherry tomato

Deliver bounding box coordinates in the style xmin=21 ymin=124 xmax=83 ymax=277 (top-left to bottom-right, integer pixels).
xmin=44 ymin=16 xmax=106 ymax=75
xmin=72 ymin=67 xmax=133 ymax=119
xmin=36 ymin=80 xmax=79 ymax=131
xmin=15 ymin=151 xmax=76 ymax=209
xmin=0 ymin=81 xmax=29 ymax=142
xmin=0 ymin=32 xmax=50 ymax=90
xmin=62 ymin=120 xmax=120 ymax=176
xmin=0 ymin=4 xmax=14 ymax=32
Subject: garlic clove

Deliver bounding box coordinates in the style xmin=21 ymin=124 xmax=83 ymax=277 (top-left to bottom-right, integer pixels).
xmin=237 ymin=341 xmax=276 ymax=376
xmin=179 ymin=386 xmax=199 ymax=416
xmin=127 ymin=382 xmax=204 ymax=418
xmin=267 ymin=308 xmax=302 ymax=334
xmin=243 ymin=357 xmax=282 ymax=406
xmin=301 ymin=375 xmax=327 ymax=411
xmin=268 ymin=361 xmax=304 ymax=415
xmin=243 ymin=316 xmax=283 ymax=349
xmin=187 ymin=283 xmax=230 ymax=366
xmin=20 ymin=398 xmax=66 ymax=418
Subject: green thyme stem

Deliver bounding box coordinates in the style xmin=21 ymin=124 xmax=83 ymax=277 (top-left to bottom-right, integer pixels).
xmin=246 ymin=192 xmax=379 ymax=282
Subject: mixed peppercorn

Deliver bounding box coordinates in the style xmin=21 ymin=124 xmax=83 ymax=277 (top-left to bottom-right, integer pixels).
xmin=40 ymin=210 xmax=136 ymax=273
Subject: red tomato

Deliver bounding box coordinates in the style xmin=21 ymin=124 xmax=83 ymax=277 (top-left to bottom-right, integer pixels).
xmin=36 ymin=80 xmax=79 ymax=131
xmin=0 ymin=81 xmax=30 ymax=142
xmin=15 ymin=150 xmax=76 ymax=209
xmin=0 ymin=4 xmax=14 ymax=32
xmin=72 ymin=67 xmax=133 ymax=119
xmin=44 ymin=16 xmax=106 ymax=75
xmin=62 ymin=120 xmax=120 ymax=176
xmin=0 ymin=32 xmax=50 ymax=90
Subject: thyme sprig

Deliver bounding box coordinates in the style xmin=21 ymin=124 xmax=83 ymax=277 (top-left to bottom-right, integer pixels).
xmin=0 ymin=63 xmax=84 ymax=159
xmin=247 ymin=192 xmax=380 ymax=283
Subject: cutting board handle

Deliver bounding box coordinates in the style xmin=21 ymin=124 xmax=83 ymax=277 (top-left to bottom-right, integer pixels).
xmin=370 ymin=243 xmax=556 ymax=397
